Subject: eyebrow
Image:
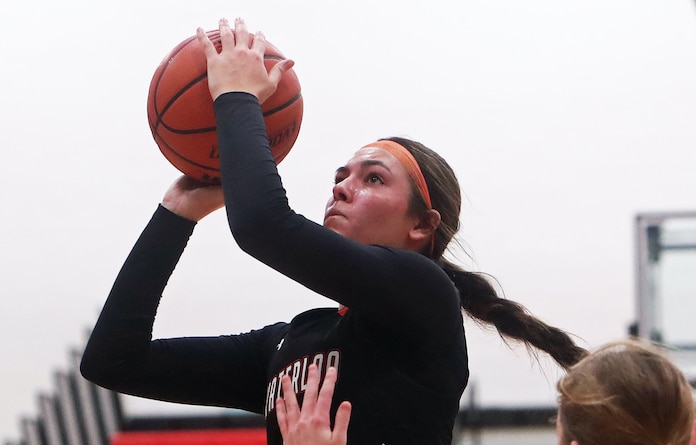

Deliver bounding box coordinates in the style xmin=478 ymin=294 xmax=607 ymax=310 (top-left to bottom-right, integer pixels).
xmin=335 ymin=159 xmax=393 ymax=175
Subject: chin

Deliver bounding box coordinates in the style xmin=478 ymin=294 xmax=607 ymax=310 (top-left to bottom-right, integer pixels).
xmin=324 ymin=223 xmax=342 ymax=234
xmin=323 ymin=216 xmax=340 ymax=229
xmin=323 ymin=221 xmax=347 ymax=237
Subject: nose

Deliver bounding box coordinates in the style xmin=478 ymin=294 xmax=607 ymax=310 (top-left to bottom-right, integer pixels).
xmin=332 ymin=178 xmax=351 ymax=202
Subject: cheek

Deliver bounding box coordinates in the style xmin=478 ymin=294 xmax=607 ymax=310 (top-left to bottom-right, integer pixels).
xmin=367 ymin=203 xmax=412 ymax=234
xmin=379 ymin=196 xmax=412 ymax=219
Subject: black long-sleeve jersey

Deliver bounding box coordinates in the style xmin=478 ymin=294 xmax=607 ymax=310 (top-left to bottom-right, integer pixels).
xmin=81 ymin=92 xmax=469 ymax=445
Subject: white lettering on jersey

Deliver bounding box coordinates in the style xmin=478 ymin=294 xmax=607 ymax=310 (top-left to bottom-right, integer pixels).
xmin=264 ymin=349 xmax=342 ymax=417
xmin=299 ymin=356 xmax=309 ymax=392
xmin=291 ymin=361 xmax=301 ymax=393
xmin=265 ymin=376 xmax=277 ymax=417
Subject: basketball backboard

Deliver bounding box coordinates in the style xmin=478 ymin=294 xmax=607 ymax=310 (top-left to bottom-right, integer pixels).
xmin=634 ymin=211 xmax=696 ymax=384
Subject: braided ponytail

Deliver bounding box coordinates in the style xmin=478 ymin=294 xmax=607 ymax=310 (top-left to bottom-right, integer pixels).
xmin=441 ymin=260 xmax=587 ymax=370
xmin=387 ymin=136 xmax=588 ymax=370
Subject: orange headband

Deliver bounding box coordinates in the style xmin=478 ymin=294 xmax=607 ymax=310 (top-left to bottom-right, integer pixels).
xmin=364 ymin=140 xmax=432 ymax=209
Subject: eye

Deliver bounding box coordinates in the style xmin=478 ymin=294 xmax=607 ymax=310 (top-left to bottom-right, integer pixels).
xmin=334 ymin=173 xmax=346 ymax=184
xmin=333 ymin=167 xmax=349 ymax=184
xmin=367 ymin=173 xmax=384 ymax=184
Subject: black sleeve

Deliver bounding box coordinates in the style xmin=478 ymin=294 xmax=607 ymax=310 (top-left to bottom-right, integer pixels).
xmin=214 ymin=93 xmax=461 ymax=340
xmin=80 ymin=205 xmax=287 ymax=413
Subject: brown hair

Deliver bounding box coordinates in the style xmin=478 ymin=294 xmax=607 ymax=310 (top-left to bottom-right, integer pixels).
xmin=557 ymin=340 xmax=695 ymax=445
xmin=384 ymin=136 xmax=588 ymax=370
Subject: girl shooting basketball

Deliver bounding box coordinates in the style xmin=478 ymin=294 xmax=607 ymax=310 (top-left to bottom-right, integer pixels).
xmin=82 ymin=17 xmax=586 ymax=444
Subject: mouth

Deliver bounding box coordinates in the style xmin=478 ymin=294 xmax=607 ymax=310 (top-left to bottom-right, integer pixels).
xmin=324 ymin=207 xmax=345 ymax=222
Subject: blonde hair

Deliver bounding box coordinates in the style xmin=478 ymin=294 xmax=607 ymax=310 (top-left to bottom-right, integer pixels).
xmin=557 ymin=340 xmax=695 ymax=445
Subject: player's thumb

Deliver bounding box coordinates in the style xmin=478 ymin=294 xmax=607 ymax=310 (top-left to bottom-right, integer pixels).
xmin=268 ymin=59 xmax=295 ymax=86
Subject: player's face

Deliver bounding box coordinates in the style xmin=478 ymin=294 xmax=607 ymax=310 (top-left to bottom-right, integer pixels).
xmin=324 ymin=147 xmax=419 ymax=248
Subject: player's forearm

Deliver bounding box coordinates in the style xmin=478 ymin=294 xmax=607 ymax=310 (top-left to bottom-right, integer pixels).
xmin=81 ymin=205 xmax=195 ymax=387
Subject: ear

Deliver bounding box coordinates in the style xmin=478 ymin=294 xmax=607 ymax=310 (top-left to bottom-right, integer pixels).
xmin=408 ymin=209 xmax=441 ymax=244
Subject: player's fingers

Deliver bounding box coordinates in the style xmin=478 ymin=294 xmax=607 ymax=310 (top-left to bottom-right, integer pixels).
xmin=251 ymin=31 xmax=266 ymax=55
xmin=332 ymin=401 xmax=352 ymax=444
xmin=218 ymin=18 xmax=235 ymax=49
xmin=234 ymin=17 xmax=250 ymax=48
xmin=268 ymin=58 xmax=295 ymax=87
xmin=316 ymin=366 xmax=337 ymax=421
xmin=275 ymin=398 xmax=289 ymax=438
xmin=302 ymin=363 xmax=320 ymax=415
xmin=196 ymin=27 xmax=217 ymax=58
xmin=280 ymin=374 xmax=301 ymax=423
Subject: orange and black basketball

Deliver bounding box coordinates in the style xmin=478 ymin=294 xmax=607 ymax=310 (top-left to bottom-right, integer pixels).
xmin=147 ymin=30 xmax=303 ymax=184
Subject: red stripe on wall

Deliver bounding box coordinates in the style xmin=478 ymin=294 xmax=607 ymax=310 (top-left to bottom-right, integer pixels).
xmin=111 ymin=429 xmax=266 ymax=445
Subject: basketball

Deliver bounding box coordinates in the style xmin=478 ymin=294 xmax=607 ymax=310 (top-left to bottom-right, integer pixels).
xmin=147 ymin=30 xmax=303 ymax=184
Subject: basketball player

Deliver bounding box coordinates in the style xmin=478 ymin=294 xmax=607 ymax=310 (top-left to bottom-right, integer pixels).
xmin=556 ymin=340 xmax=694 ymax=445
xmin=81 ymin=17 xmax=586 ymax=444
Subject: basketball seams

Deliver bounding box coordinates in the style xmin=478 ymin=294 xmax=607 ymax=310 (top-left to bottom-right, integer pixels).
xmin=149 ymin=35 xmax=198 ymax=134
xmin=157 ymin=72 xmax=214 ymax=134
xmin=155 ymin=132 xmax=221 ymax=173
xmin=262 ymin=93 xmax=303 ymax=117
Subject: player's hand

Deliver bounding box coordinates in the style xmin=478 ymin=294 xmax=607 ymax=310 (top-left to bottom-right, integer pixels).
xmin=161 ymin=175 xmax=224 ymax=222
xmin=276 ymin=364 xmax=351 ymax=445
xmin=197 ymin=17 xmax=295 ymax=103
